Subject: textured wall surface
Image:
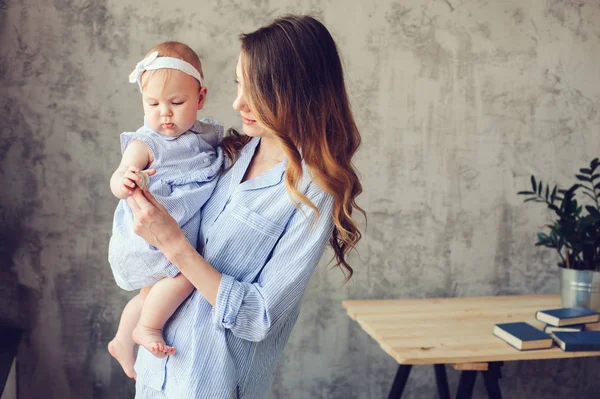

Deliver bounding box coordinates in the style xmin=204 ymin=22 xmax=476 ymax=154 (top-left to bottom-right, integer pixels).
xmin=2 ymin=0 xmax=600 ymax=398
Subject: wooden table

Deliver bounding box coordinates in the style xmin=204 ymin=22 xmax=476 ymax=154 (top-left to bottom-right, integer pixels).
xmin=342 ymin=294 xmax=600 ymax=399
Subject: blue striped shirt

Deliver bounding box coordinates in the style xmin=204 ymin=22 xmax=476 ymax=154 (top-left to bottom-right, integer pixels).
xmin=134 ymin=137 xmax=335 ymax=398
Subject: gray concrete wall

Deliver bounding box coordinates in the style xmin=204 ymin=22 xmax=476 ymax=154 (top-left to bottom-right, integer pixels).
xmin=1 ymin=0 xmax=600 ymax=398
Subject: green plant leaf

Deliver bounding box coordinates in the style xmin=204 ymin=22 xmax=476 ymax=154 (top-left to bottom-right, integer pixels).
xmin=592 ymin=174 xmax=600 ymax=181
xmin=586 ymin=206 xmax=600 ymax=218
xmin=548 ymin=202 xmax=560 ymax=213
xmin=581 ymin=185 xmax=595 ymax=194
xmin=568 ymin=184 xmax=581 ymax=195
xmin=538 ymin=180 xmax=543 ymax=195
xmin=560 ymin=197 xmax=567 ymax=212
xmin=576 ymin=174 xmax=592 ymax=182
xmin=551 ymin=186 xmax=558 ymax=203
xmin=580 ymin=168 xmax=593 ymax=175
xmin=545 ymin=185 xmax=549 ymax=200
xmin=517 ymin=191 xmax=535 ymax=195
xmin=536 ymin=232 xmax=554 ymax=247
xmin=580 ymin=214 xmax=597 ymax=228
xmin=566 ymin=199 xmax=578 ymax=214
xmin=524 ymin=197 xmax=538 ymax=203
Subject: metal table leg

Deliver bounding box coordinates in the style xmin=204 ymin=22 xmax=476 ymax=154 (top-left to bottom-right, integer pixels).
xmin=388 ymin=364 xmax=412 ymax=399
xmin=388 ymin=362 xmax=502 ymax=399
xmin=481 ymin=361 xmax=503 ymax=399
xmin=455 ymin=370 xmax=477 ymax=399
xmin=434 ymin=364 xmax=450 ymax=399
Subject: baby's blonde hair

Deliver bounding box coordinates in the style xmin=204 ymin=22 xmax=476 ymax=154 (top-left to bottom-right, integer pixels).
xmin=142 ymin=41 xmax=204 ymax=89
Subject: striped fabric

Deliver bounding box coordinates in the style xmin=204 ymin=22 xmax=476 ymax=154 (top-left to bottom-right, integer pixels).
xmin=134 ymin=137 xmax=335 ymax=399
xmin=135 ymin=379 xmax=167 ymax=399
xmin=108 ymin=119 xmax=224 ymax=290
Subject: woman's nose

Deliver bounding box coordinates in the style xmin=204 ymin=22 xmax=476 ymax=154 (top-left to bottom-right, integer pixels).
xmin=232 ymin=91 xmax=248 ymax=112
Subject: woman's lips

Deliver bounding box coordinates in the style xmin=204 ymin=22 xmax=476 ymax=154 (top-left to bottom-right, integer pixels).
xmin=241 ymin=116 xmax=256 ymax=125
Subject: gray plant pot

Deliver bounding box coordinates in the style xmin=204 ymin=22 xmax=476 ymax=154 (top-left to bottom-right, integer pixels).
xmin=560 ymin=267 xmax=600 ymax=311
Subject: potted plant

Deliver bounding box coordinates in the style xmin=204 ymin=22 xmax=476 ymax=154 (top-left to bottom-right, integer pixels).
xmin=518 ymin=158 xmax=600 ymax=310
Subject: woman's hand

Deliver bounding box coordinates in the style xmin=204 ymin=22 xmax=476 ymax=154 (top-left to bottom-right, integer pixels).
xmin=127 ymin=188 xmax=185 ymax=256
xmin=128 ymin=188 xmax=222 ymax=305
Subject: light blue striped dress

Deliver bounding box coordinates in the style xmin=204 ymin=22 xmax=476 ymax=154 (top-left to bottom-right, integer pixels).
xmin=134 ymin=137 xmax=335 ymax=399
xmin=109 ymin=118 xmax=224 ymax=291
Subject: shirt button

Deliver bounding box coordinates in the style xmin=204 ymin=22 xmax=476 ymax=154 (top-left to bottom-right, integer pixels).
xmin=194 ymin=146 xmax=199 ymax=151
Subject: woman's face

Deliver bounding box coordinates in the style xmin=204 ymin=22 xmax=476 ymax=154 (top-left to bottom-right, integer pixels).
xmin=233 ymin=54 xmax=269 ymax=138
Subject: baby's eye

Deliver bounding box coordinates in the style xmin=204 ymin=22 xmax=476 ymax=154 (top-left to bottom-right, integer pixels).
xmin=172 ymin=101 xmax=184 ymax=105
xmin=148 ymin=103 xmax=158 ymax=107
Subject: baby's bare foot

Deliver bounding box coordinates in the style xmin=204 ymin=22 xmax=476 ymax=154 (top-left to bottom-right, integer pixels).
xmin=108 ymin=338 xmax=137 ymax=379
xmin=132 ymin=325 xmax=176 ymax=358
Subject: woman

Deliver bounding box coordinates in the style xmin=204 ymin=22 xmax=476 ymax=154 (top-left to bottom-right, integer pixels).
xmin=128 ymin=15 xmax=364 ymax=398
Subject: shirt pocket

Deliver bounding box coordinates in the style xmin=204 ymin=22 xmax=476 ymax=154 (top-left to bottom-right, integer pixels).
xmin=205 ymin=205 xmax=285 ymax=280
xmin=230 ymin=205 xmax=284 ymax=240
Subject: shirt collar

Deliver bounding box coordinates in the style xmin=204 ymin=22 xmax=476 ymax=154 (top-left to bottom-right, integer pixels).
xmin=188 ymin=120 xmax=206 ymax=135
xmin=229 ymin=137 xmax=288 ymax=193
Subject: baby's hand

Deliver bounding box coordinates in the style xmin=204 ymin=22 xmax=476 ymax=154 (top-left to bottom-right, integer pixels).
xmin=121 ymin=167 xmax=156 ymax=195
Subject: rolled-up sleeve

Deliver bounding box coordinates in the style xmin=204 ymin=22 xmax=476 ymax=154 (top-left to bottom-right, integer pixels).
xmin=212 ymin=190 xmax=335 ymax=342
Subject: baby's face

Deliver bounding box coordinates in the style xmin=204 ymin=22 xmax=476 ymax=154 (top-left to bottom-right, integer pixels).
xmin=141 ymin=69 xmax=203 ymax=137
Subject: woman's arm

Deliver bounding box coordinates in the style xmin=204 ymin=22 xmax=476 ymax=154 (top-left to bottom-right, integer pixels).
xmin=211 ymin=189 xmax=334 ymax=342
xmin=127 ymin=189 xmax=222 ymax=305
xmin=127 ymin=186 xmax=335 ymax=339
xmin=110 ymin=140 xmax=154 ymax=199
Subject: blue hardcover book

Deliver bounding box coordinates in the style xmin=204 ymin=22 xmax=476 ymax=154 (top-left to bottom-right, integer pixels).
xmin=552 ymin=331 xmax=600 ymax=351
xmin=535 ymin=307 xmax=600 ymax=327
xmin=493 ymin=322 xmax=553 ymax=350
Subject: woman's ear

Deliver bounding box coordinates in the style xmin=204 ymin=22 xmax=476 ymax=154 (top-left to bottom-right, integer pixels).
xmin=197 ymin=86 xmax=208 ymax=111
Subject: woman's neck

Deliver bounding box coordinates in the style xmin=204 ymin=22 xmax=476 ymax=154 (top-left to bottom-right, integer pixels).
xmin=255 ymin=135 xmax=285 ymax=164
xmin=241 ymin=135 xmax=286 ymax=183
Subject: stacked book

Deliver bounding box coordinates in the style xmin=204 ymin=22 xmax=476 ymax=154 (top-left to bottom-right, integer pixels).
xmin=493 ymin=307 xmax=600 ymax=351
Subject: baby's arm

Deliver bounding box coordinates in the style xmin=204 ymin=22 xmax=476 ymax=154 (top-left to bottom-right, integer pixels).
xmin=110 ymin=140 xmax=153 ymax=199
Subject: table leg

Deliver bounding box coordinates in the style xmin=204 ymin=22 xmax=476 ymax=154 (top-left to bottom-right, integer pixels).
xmin=388 ymin=364 xmax=412 ymax=399
xmin=481 ymin=361 xmax=503 ymax=399
xmin=455 ymin=370 xmax=477 ymax=399
xmin=434 ymin=364 xmax=450 ymax=399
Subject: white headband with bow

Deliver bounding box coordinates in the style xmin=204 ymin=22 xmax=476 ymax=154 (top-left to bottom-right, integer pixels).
xmin=128 ymin=51 xmax=203 ymax=92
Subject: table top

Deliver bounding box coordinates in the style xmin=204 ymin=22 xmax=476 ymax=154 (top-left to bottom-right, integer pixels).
xmin=342 ymin=294 xmax=600 ymax=365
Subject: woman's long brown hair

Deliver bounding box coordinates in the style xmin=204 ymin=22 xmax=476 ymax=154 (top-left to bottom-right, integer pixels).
xmin=222 ymin=15 xmax=365 ymax=281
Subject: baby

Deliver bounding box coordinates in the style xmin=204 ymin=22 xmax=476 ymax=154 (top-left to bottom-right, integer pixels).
xmin=107 ymin=41 xmax=223 ymax=379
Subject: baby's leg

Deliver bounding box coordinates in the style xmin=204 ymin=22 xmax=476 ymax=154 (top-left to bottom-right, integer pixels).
xmin=108 ymin=287 xmax=150 ymax=379
xmin=132 ymin=274 xmax=194 ymax=358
